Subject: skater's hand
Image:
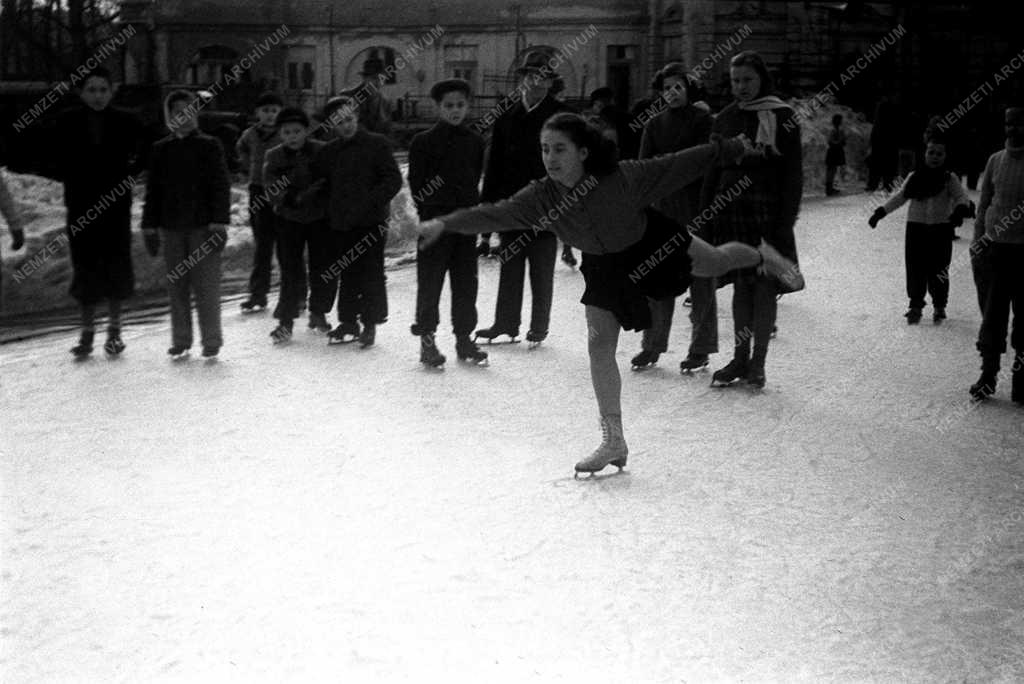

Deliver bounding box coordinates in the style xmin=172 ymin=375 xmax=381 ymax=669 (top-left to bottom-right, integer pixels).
xmin=868 ymin=207 xmax=886 ymax=229
xmin=143 ymin=228 xmax=161 ymax=256
xmin=10 ymin=227 xmax=24 ymax=251
xmin=206 ymin=223 xmax=229 ymax=252
xmin=949 ymin=203 xmax=972 ymax=227
xmin=418 ymin=219 xmax=445 ymax=249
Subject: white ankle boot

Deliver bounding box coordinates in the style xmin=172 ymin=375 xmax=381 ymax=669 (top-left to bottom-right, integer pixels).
xmin=757 ymin=240 xmax=804 ymax=292
xmin=574 ymin=414 xmax=628 ymax=477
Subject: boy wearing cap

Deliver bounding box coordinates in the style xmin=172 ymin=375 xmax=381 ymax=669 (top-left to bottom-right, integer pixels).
xmin=263 ymin=106 xmax=330 ymax=342
xmin=475 ymin=50 xmax=573 ymax=345
xmin=312 ymin=95 xmax=402 ymax=348
xmin=237 ymin=91 xmax=283 ymax=312
xmin=408 ymin=78 xmax=488 ymax=367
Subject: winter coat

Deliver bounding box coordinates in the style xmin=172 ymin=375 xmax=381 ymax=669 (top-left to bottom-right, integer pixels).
xmin=638 ymin=103 xmax=712 ymax=229
xmin=142 ymin=130 xmax=231 ymax=232
xmin=311 ymin=127 xmax=402 ymax=231
xmin=407 ymin=121 xmax=485 ymax=220
xmin=263 ymin=140 xmax=327 ymax=224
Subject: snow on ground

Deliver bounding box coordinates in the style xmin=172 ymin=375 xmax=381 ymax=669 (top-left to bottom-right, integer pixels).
xmin=2 ymin=184 xmax=1023 ymax=683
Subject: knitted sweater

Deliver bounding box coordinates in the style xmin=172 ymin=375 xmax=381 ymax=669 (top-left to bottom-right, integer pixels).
xmin=440 ymin=140 xmax=743 ymax=254
xmin=975 ymin=150 xmax=1024 ymax=244
xmin=882 ymin=171 xmax=970 ymax=225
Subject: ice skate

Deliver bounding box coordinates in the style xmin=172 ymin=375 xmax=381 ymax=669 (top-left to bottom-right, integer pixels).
xmin=455 ymin=336 xmax=488 ymax=366
xmin=746 ymin=361 xmax=766 ymax=389
xmin=201 ymin=346 xmax=220 ymax=360
xmin=933 ymin=307 xmax=946 ymax=324
xmin=574 ymin=415 xmax=628 ymax=478
xmin=905 ymin=308 xmax=923 ymax=325
xmin=240 ymin=296 xmax=267 ymax=313
xmin=358 ymin=323 xmax=376 ymax=349
xmin=70 ymin=330 xmax=94 ymax=359
xmin=270 ymin=323 xmax=293 ymax=345
xmin=167 ymin=344 xmax=190 ymax=360
xmin=327 ymin=321 xmax=361 ymax=345
xmin=631 ymin=349 xmax=660 ymax=371
xmin=757 ymin=240 xmax=804 ymax=292
xmin=474 ymin=326 xmax=520 ymax=344
xmin=103 ymin=327 xmax=125 ymax=356
xmin=419 ymin=333 xmax=446 ymax=368
xmin=969 ymin=372 xmax=997 ymax=401
xmin=711 ymin=357 xmax=748 ymax=387
xmin=307 ymin=312 xmax=331 ymax=333
xmin=526 ymin=330 xmax=547 ymax=349
xmin=678 ymin=353 xmax=709 ymax=374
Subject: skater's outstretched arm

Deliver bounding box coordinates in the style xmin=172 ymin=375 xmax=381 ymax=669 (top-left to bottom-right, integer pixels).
xmin=621 ymin=135 xmax=749 ymax=210
xmin=419 ymin=181 xmax=548 ymax=247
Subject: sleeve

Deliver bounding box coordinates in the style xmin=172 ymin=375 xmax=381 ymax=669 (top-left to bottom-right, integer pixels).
xmin=262 ymin=150 xmax=287 ymax=212
xmin=480 ymin=118 xmax=505 ymax=202
xmin=973 ymin=155 xmax=996 ymax=240
xmin=0 ymin=171 xmax=23 ymax=230
xmin=141 ymin=142 xmax=162 ymax=229
xmin=407 ymin=134 xmax=429 ymax=206
xmin=206 ymin=138 xmax=231 ymax=224
xmin=948 ymin=174 xmax=970 ymax=210
xmin=370 ymin=138 xmax=402 ymax=207
xmin=441 ymin=182 xmax=548 ymax=235
xmin=235 ymin=129 xmax=251 ymax=178
xmin=638 ymin=124 xmax=654 ymax=160
xmin=620 ymin=142 xmax=725 ymax=210
xmin=881 ymin=174 xmax=911 ymax=214
xmin=775 ymin=109 xmax=804 ymax=237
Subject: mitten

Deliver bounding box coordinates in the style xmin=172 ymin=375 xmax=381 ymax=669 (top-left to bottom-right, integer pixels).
xmin=868 ymin=207 xmax=887 ymax=229
xmin=949 ymin=203 xmax=972 ymax=227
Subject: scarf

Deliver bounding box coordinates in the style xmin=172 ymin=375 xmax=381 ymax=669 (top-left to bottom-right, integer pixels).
xmin=737 ymin=96 xmax=792 ymax=154
xmin=903 ymin=166 xmax=950 ymax=200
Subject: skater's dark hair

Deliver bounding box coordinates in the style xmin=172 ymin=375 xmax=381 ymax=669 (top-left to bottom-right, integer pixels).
xmin=730 ymin=50 xmax=773 ymax=98
xmin=79 ymin=66 xmax=113 ymax=87
xmin=542 ymin=112 xmax=619 ymax=176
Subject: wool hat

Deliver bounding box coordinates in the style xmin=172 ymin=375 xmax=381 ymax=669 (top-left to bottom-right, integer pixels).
xmin=429 ymin=78 xmax=472 ymax=101
xmin=275 ymin=106 xmax=309 ymax=128
xmin=255 ymin=91 xmax=284 ymax=108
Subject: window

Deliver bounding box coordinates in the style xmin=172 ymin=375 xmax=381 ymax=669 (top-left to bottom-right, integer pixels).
xmin=286 ymin=46 xmax=316 ymax=90
xmin=445 ymin=44 xmax=479 ymax=87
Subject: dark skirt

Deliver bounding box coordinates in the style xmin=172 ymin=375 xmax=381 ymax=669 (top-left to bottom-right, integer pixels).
xmin=66 ymin=201 xmax=135 ymax=304
xmin=580 ymin=208 xmax=693 ymax=331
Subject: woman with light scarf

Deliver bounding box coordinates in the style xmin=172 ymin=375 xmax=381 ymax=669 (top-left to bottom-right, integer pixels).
xmin=702 ymin=50 xmax=804 ymax=389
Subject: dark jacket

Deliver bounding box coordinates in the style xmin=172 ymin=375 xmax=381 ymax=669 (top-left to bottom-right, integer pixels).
xmin=263 ymin=139 xmax=327 ymax=224
xmin=236 ymin=124 xmax=281 ymax=187
xmin=142 ymin=130 xmax=231 ymax=231
xmin=53 ymin=105 xmax=144 ymax=218
xmin=312 ymin=127 xmax=402 ymax=231
xmin=702 ymin=102 xmax=802 ymax=261
xmin=408 ymin=121 xmax=485 ymax=220
xmin=480 ymin=94 xmax=573 ymax=202
xmin=639 ymin=103 xmax=712 ymax=228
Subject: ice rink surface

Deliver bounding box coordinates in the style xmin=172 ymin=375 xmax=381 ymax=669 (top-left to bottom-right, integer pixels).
xmin=3 ymin=191 xmax=1023 ymax=682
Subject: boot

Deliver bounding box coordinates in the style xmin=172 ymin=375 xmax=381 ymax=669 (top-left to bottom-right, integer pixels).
xmin=358 ymin=322 xmax=376 ymax=348
xmin=420 ymin=333 xmax=446 ymax=367
xmin=747 ymin=346 xmax=768 ymax=388
xmin=933 ymin=306 xmax=947 ymax=324
xmin=905 ymin=308 xmax=923 ymax=324
xmin=631 ymin=349 xmax=660 ymax=370
xmin=678 ymin=352 xmax=709 ymax=374
xmin=71 ymin=329 xmax=95 ymax=358
xmin=574 ymin=414 xmax=628 ymax=477
xmin=327 ymin=321 xmax=361 ymax=344
xmin=969 ymin=356 xmax=999 ymax=401
xmin=307 ymin=311 xmax=331 ymax=333
xmin=711 ymin=356 xmax=749 ymax=387
xmin=455 ymin=335 xmax=488 ymax=365
xmin=757 ymin=240 xmax=804 ymax=292
xmin=474 ymin=325 xmax=519 ymax=343
xmin=270 ymin=321 xmax=293 ymax=344
xmin=240 ymin=295 xmax=267 ymax=313
xmin=103 ymin=327 xmax=125 ymax=355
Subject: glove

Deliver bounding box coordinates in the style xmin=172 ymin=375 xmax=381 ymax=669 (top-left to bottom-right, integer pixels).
xmin=948 ymin=203 xmax=972 ymax=228
xmin=143 ymin=228 xmax=160 ymax=256
xmin=10 ymin=227 xmax=24 ymax=251
xmin=206 ymin=224 xmax=228 ymax=252
xmin=868 ymin=207 xmax=886 ymax=229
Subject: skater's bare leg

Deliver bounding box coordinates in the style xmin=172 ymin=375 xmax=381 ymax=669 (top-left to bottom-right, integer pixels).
xmin=586 ymin=305 xmax=622 ymax=416
xmin=688 ymin=236 xmax=759 ymax=278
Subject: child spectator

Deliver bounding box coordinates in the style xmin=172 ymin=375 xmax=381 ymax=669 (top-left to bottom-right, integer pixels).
xmin=142 ymin=90 xmax=231 ymax=359
xmin=262 ymin=106 xmax=331 ymax=343
xmin=236 ymin=91 xmax=283 ymax=312
xmin=825 ymin=114 xmax=846 ymax=196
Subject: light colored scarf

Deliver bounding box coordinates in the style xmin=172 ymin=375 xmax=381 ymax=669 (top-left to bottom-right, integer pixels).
xmin=737 ymin=96 xmax=792 ymax=154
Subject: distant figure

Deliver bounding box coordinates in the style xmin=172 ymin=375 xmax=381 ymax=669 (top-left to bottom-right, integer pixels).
xmin=867 ymin=99 xmax=899 ymax=192
xmin=825 ymin=113 xmax=847 ymax=196
xmin=341 ymin=56 xmax=394 ymax=138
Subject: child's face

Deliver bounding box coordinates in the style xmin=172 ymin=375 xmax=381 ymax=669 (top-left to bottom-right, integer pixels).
xmin=662 ymin=76 xmax=689 ymax=109
xmin=280 ymin=122 xmax=308 ymax=149
xmin=438 ymin=91 xmax=469 ymax=126
xmin=1005 ymin=109 xmax=1024 ymax=146
xmin=257 ymin=104 xmax=281 ymax=127
xmin=168 ymin=99 xmax=198 ymax=135
xmin=924 ymin=142 xmax=947 ymax=168
xmin=730 ymin=65 xmax=761 ymax=103
xmin=541 ymin=128 xmax=588 ymax=187
xmin=330 ymin=105 xmax=359 ymax=139
xmin=80 ymin=76 xmax=113 ymax=111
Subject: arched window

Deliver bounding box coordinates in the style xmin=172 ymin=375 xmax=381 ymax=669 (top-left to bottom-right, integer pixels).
xmin=184 ymin=45 xmax=246 ymax=85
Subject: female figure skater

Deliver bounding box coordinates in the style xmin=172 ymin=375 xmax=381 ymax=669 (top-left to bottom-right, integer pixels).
xmin=419 ymin=113 xmax=802 ymax=476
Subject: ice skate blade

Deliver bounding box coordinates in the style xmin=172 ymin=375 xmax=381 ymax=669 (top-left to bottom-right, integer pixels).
xmin=474 ymin=335 xmax=520 ymax=345
xmin=169 ymin=351 xmax=190 ymax=362
xmin=679 ymin=365 xmax=709 ymax=375
xmin=457 ymin=357 xmax=489 ymax=366
xmin=631 ymin=363 xmax=656 ymax=372
xmin=528 ymin=341 xmax=542 ymax=349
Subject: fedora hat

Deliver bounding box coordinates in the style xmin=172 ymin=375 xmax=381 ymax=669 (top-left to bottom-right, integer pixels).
xmin=514 ymin=50 xmax=555 ymax=77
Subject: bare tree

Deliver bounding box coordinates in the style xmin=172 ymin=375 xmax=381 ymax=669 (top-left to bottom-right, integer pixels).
xmin=1 ymin=0 xmax=121 ymax=80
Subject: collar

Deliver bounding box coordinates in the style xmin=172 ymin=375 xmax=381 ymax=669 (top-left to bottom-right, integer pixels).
xmin=522 ymin=93 xmax=548 ymax=114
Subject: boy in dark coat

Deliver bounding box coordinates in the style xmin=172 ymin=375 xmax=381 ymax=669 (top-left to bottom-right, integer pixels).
xmin=52 ymin=67 xmax=144 ymax=357
xmin=408 ymin=78 xmax=488 ymax=367
xmin=142 ymin=90 xmax=231 ymax=358
xmin=312 ymin=95 xmax=402 ymax=348
xmin=236 ymin=91 xmax=283 ymax=312
xmin=475 ymin=50 xmax=573 ymax=344
xmin=263 ymin=107 xmax=330 ymax=342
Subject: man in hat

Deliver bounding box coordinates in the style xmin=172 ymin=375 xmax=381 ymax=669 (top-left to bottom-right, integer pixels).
xmin=474 ymin=49 xmax=574 ymax=345
xmin=339 ymin=56 xmax=393 ymax=138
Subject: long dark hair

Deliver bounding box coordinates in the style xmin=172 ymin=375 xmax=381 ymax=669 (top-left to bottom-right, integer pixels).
xmin=541 ymin=112 xmax=619 ymax=176
xmin=729 ymin=50 xmax=773 ymax=98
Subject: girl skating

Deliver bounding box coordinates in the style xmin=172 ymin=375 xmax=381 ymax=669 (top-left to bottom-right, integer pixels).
xmin=419 ymin=113 xmax=802 ymax=477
